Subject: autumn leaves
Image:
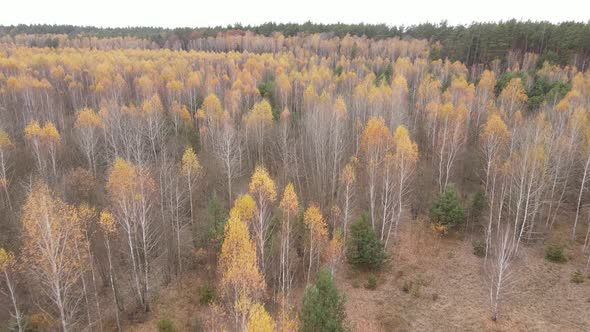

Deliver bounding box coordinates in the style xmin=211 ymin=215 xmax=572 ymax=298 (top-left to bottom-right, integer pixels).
xmin=361 ymin=116 xmax=418 ymax=247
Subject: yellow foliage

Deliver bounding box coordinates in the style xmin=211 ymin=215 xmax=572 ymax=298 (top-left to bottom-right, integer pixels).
xmin=201 ymin=93 xmax=224 ymax=121
xmin=278 ymin=307 xmax=299 ymax=332
xmin=230 ymin=194 xmax=258 ymax=224
xmin=24 ymin=120 xmax=42 ymax=141
xmin=0 ymin=247 xmax=15 ymax=272
xmin=24 ymin=120 xmax=60 ymax=144
xmin=279 ymin=183 xmax=299 ymax=216
xmin=0 ymin=129 xmax=12 ymax=149
xmin=99 ymin=210 xmax=117 ymax=234
xmin=246 ymin=303 xmax=275 ymax=332
xmin=181 ymin=146 xmax=202 ymax=176
xmin=393 ymin=125 xmax=419 ymax=164
xmin=361 ymin=116 xmax=391 ymax=153
xmin=218 ymin=214 xmax=265 ymax=299
xmin=304 ymin=204 xmax=328 ymax=242
xmin=41 ymin=122 xmax=61 ymax=143
xmin=249 ymin=166 xmax=277 ymax=203
xmin=245 ymin=99 xmax=274 ymax=129
xmin=106 ymin=158 xmax=142 ymax=201
xmin=340 ymin=157 xmax=357 ymax=186
xmin=482 ymin=114 xmax=510 ymax=143
xmin=141 ymin=94 xmax=163 ymax=115
xmin=500 ymin=77 xmax=528 ymax=110
xmin=21 ymin=182 xmax=85 ymax=291
xmin=75 ymin=108 xmax=103 ymax=129
xmin=333 ymin=96 xmax=347 ymax=119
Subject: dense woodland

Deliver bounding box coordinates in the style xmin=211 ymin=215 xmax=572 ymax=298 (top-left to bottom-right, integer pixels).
xmin=0 ymin=22 xmax=589 ymax=331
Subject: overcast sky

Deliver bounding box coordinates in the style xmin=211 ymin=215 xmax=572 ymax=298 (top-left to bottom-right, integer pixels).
xmin=1 ymin=0 xmax=588 ymax=28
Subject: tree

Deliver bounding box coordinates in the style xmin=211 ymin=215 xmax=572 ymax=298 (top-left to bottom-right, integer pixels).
xmin=211 ymin=121 xmax=242 ymax=203
xmin=24 ymin=120 xmax=61 ymax=178
xmin=429 ymin=185 xmax=465 ymax=234
xmin=244 ymin=99 xmax=273 ymax=164
xmin=107 ymin=158 xmax=157 ymax=312
xmin=361 ymin=116 xmax=392 ymax=229
xmin=325 ymin=230 xmax=344 ymax=276
xmin=98 ymin=210 xmax=122 ymax=331
xmin=248 ymin=165 xmax=277 ymax=273
xmin=385 ymin=125 xmax=418 ymax=246
xmin=499 ymin=77 xmax=528 ymax=116
xmin=487 ymin=225 xmax=517 ymax=322
xmin=246 ymin=302 xmax=276 ymax=332
xmin=74 ymin=108 xmax=103 ymax=175
xmin=0 ymin=248 xmax=23 ymax=332
xmin=218 ymin=209 xmax=265 ymax=331
xmin=480 ymin=114 xmax=510 ymax=256
xmin=21 ymin=182 xmax=85 ymax=331
xmin=300 ymin=268 xmax=347 ymax=332
xmin=279 ymin=183 xmax=299 ymax=305
xmin=430 ymin=102 xmax=467 ymax=192
xmin=181 ymin=146 xmax=202 ymax=224
xmin=346 ymin=212 xmax=385 ymax=270
xmin=339 ymin=157 xmax=357 ymax=241
xmin=304 ymin=204 xmax=328 ymax=283
xmin=0 ymin=129 xmax=13 ymax=210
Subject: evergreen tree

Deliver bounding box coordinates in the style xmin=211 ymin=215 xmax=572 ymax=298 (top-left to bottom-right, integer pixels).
xmin=300 ymin=268 xmax=347 ymax=332
xmin=346 ymin=212 xmax=386 ymax=270
xmin=429 ymin=185 xmax=465 ymax=233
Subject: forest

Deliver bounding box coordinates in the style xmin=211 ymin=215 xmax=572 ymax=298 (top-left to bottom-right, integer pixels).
xmin=0 ymin=21 xmax=589 ymax=331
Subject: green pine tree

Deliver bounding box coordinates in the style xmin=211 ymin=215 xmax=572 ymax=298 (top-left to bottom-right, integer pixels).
xmin=429 ymin=185 xmax=465 ymax=233
xmin=300 ymin=268 xmax=347 ymax=332
xmin=346 ymin=212 xmax=386 ymax=270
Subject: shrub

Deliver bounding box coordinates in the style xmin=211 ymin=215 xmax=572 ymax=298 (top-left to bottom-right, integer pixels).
xmin=300 ymin=268 xmax=347 ymax=332
xmin=198 ymin=284 xmax=216 ymax=305
xmin=545 ymin=244 xmax=567 ymax=263
xmin=429 ymin=185 xmax=464 ymax=233
xmin=571 ymin=269 xmax=584 ymax=284
xmin=401 ymin=280 xmax=411 ymax=293
xmin=157 ymin=318 xmax=176 ymax=332
xmin=365 ymin=274 xmax=378 ymax=290
xmin=472 ymin=240 xmax=485 ymax=257
xmin=346 ymin=212 xmax=386 ymax=270
xmin=402 ymin=276 xmax=424 ymax=297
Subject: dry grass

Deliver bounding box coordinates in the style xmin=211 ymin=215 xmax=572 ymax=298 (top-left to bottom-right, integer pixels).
xmin=126 ymin=216 xmax=590 ymax=332
xmin=337 ymin=218 xmax=590 ymax=331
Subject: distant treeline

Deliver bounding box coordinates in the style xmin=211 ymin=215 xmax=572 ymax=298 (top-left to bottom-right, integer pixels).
xmin=2 ymin=20 xmax=589 ymax=66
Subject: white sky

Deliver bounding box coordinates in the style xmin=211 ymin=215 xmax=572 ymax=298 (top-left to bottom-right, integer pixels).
xmin=0 ymin=0 xmax=588 ymax=28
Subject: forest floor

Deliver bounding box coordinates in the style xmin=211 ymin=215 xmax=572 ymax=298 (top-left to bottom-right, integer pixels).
xmin=127 ymin=215 xmax=590 ymax=332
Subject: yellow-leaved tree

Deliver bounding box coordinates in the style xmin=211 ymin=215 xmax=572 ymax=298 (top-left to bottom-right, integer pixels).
xmin=304 ymin=204 xmax=328 ymax=283
xmin=181 ymin=146 xmax=202 ymax=224
xmin=246 ymin=302 xmax=275 ymax=332
xmin=0 ymin=129 xmax=13 ymax=210
xmin=278 ymin=183 xmax=299 ymax=306
xmin=361 ymin=116 xmax=391 ymax=230
xmin=107 ymin=157 xmax=156 ymax=312
xmin=244 ymin=99 xmax=273 ymax=164
xmin=74 ymin=108 xmax=103 ymax=175
xmin=24 ymin=120 xmax=61 ymax=178
xmin=339 ymin=157 xmax=357 ymax=241
xmin=98 ymin=210 xmax=122 ymax=331
xmin=0 ymin=248 xmax=23 ymax=332
xmin=219 ymin=201 xmax=265 ymax=331
xmin=248 ymin=165 xmax=277 ymax=273
xmin=21 ymin=182 xmax=85 ymax=331
xmin=385 ymin=125 xmax=419 ymax=246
